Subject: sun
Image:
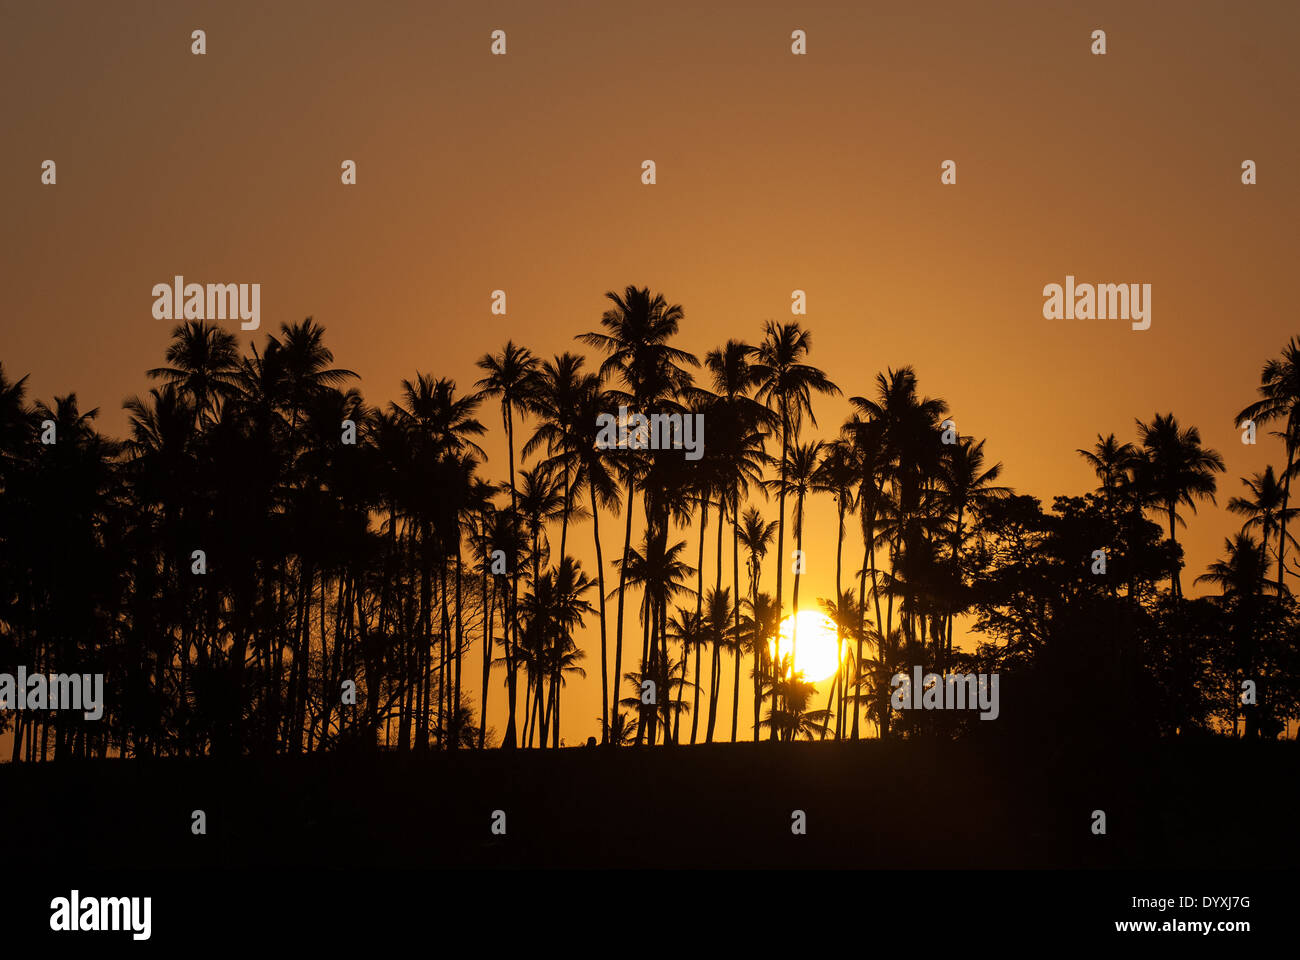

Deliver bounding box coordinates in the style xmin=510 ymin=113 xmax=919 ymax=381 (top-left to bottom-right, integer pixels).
xmin=768 ymin=610 xmax=844 ymax=683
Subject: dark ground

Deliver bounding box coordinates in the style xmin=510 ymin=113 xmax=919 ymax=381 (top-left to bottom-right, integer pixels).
xmin=2 ymin=736 xmax=1295 ymax=869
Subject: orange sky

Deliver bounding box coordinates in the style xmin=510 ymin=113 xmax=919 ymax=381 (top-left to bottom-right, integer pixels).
xmin=3 ymin=0 xmax=1298 ymax=745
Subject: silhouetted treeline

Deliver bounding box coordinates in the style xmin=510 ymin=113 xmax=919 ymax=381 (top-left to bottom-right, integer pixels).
xmin=2 ymin=291 xmax=1297 ymax=760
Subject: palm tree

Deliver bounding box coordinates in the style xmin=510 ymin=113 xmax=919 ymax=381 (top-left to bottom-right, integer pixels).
xmin=275 ymin=319 xmax=360 ymax=428
xmin=812 ymin=441 xmax=857 ymax=735
xmin=465 ymin=480 xmax=501 ymax=748
xmin=760 ymin=671 xmax=831 ymax=741
xmin=601 ymin=710 xmax=638 ymax=746
xmin=841 ymin=414 xmax=888 ymax=739
xmin=147 ymin=320 xmax=241 ymax=425
xmin=1236 ymin=336 xmax=1300 ymax=593
xmin=1227 ymin=466 xmax=1298 ymax=583
xmin=817 ymin=589 xmax=863 ymax=738
xmin=613 ymin=532 xmax=696 ymax=745
xmin=1194 ymin=534 xmax=1279 ymax=739
xmin=702 ymin=585 xmax=734 ymax=742
xmin=752 ymin=321 xmax=840 ymax=737
xmin=516 ymin=464 xmax=565 ymax=744
xmin=737 ymin=508 xmax=777 ymax=740
xmin=935 ymin=436 xmax=1010 ymax=664
xmin=850 ymin=368 xmax=948 ymax=648
xmin=525 ymin=353 xmax=596 ymax=561
xmin=578 ymin=286 xmax=696 ymax=731
xmin=1078 ymin=433 xmax=1138 ymax=513
xmin=1195 ymin=533 xmax=1276 ymax=600
xmin=525 ymin=556 xmax=594 ymax=748
xmin=567 ymin=376 xmax=622 ymax=743
xmin=766 ymin=439 xmax=823 ymax=692
xmin=392 ymin=374 xmax=486 ymax=748
xmin=666 ymin=604 xmax=706 ymax=741
xmin=1133 ymin=413 xmax=1226 ymax=596
xmin=475 ymin=341 xmax=541 ymax=747
xmin=704 ymin=340 xmax=774 ymax=742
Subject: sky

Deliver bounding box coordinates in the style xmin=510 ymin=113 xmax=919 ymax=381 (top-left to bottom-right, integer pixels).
xmin=2 ymin=0 xmax=1298 ymax=746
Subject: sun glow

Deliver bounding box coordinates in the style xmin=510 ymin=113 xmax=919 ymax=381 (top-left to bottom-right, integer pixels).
xmin=769 ymin=610 xmax=844 ymax=683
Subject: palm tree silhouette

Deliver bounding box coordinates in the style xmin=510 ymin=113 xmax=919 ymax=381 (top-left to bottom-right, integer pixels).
xmin=1236 ymin=336 xmax=1300 ymax=593
xmin=737 ymin=507 xmax=777 ymax=740
xmin=560 ymin=373 xmax=622 ymax=742
xmin=475 ymin=341 xmax=541 ymax=748
xmin=768 ymin=439 xmax=823 ymax=692
xmin=812 ymin=439 xmax=856 ymax=736
xmin=1227 ymin=466 xmax=1298 ymax=584
xmin=6 ymin=289 xmax=1296 ymax=760
xmin=578 ymin=286 xmax=695 ymax=735
xmin=147 ymin=320 xmax=240 ymax=426
xmin=753 ymin=321 xmax=839 ymax=738
xmin=1133 ymin=413 xmax=1225 ymax=597
xmin=704 ymin=340 xmax=774 ymax=741
xmin=935 ymin=435 xmax=1009 ymax=666
xmin=1078 ymin=433 xmax=1138 ymax=515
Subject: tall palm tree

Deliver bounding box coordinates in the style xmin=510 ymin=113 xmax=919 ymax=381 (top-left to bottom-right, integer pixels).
xmin=702 ymin=585 xmax=734 ymax=742
xmin=812 ymin=441 xmax=857 ymax=735
xmin=704 ymin=340 xmax=774 ymax=742
xmin=767 ymin=440 xmax=823 ymax=687
xmin=817 ymin=589 xmax=862 ymax=738
xmin=737 ymin=507 xmax=777 ymax=740
xmin=666 ymin=604 xmax=706 ymax=739
xmin=841 ymin=414 xmax=888 ymax=739
xmin=1078 ymin=433 xmax=1138 ymax=513
xmin=848 ymin=367 xmax=947 ymax=737
xmin=613 ymin=532 xmax=696 ymax=745
xmin=524 ymin=556 xmax=594 ymax=747
xmin=391 ymin=374 xmax=487 ymax=748
xmin=752 ymin=321 xmax=840 ymax=737
xmin=466 ymin=480 xmax=501 ymax=748
xmin=525 ymin=353 xmax=596 ymax=561
xmin=475 ymin=341 xmax=541 ymax=747
xmin=516 ymin=463 xmax=565 ymax=744
xmin=1195 ymin=533 xmax=1276 ymax=600
xmin=1236 ymin=336 xmax=1300 ymax=593
xmin=578 ymin=286 xmax=696 ymax=730
xmin=1227 ymin=466 xmax=1298 ymax=583
xmin=147 ymin=320 xmax=241 ymax=425
xmin=567 ymin=377 xmax=622 ymax=743
xmin=1133 ymin=413 xmax=1226 ymax=596
xmin=935 ymin=435 xmax=1010 ymax=664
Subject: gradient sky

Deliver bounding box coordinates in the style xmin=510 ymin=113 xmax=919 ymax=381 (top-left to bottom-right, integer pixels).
xmin=3 ymin=0 xmax=1298 ymax=745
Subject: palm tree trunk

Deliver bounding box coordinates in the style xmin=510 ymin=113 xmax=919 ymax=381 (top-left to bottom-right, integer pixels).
xmin=590 ymin=484 xmax=610 ymax=743
xmin=823 ymin=498 xmax=845 ymax=739
xmin=771 ymin=405 xmax=789 ymax=740
xmin=611 ymin=472 xmax=635 ymax=732
xmin=453 ymin=545 xmax=464 ymax=748
xmin=504 ymin=408 xmax=520 ymax=749
xmin=853 ymin=534 xmax=869 ymax=741
xmin=634 ymin=600 xmax=650 ymax=745
xmin=730 ymin=496 xmax=742 ymax=742
xmin=691 ymin=495 xmax=708 ymax=744
xmin=751 ymin=565 xmax=762 ymax=741
xmin=479 ymin=561 xmax=493 ymax=749
xmin=706 ymin=498 xmax=724 ymax=742
xmin=1278 ymin=441 xmax=1294 ymax=594
xmin=1169 ymin=503 xmax=1181 ymax=597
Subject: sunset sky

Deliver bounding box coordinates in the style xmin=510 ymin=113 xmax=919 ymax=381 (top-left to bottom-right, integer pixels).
xmin=3 ymin=0 xmax=1298 ymax=745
